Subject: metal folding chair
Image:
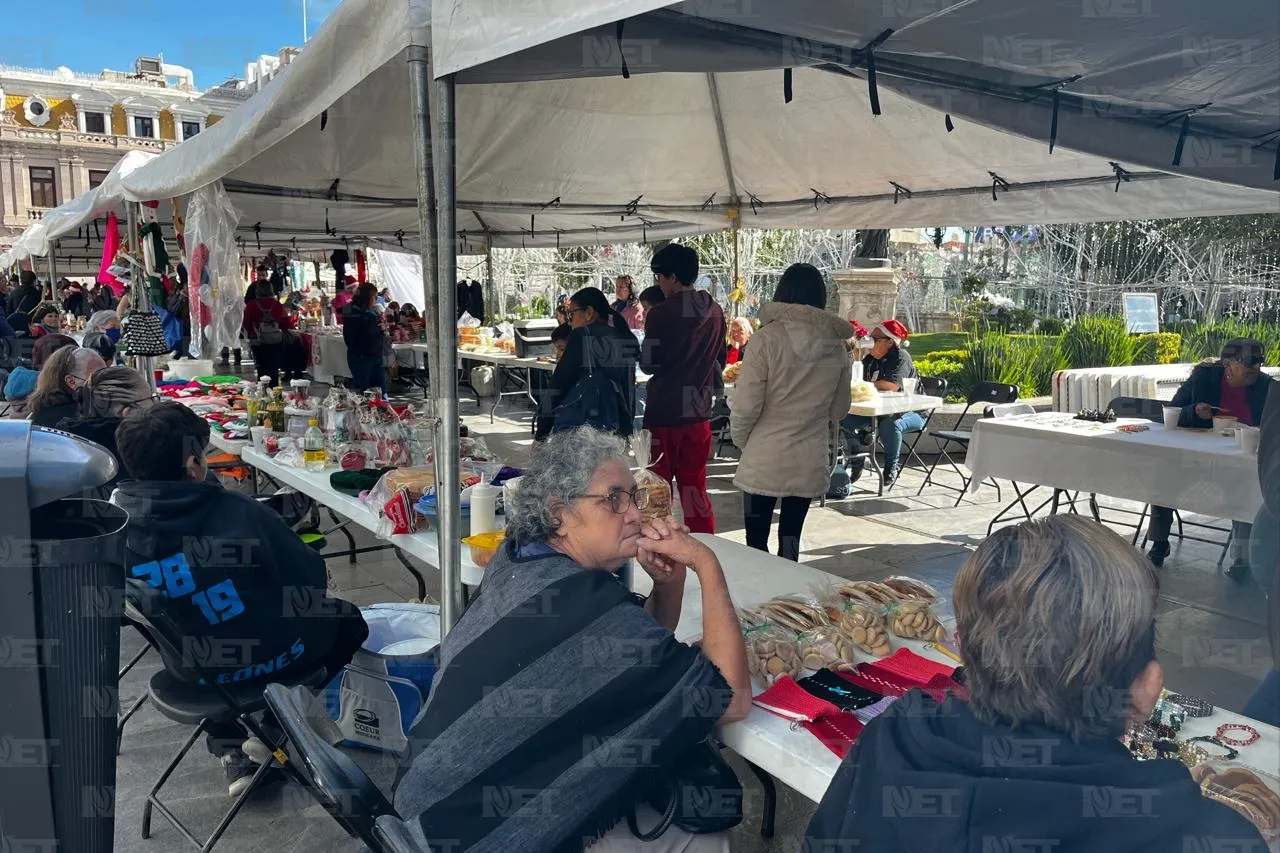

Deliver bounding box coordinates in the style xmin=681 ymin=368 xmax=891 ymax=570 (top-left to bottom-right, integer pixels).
xmin=917 ymin=381 xmax=1020 ymax=504
xmin=886 ymin=376 xmax=946 ymax=493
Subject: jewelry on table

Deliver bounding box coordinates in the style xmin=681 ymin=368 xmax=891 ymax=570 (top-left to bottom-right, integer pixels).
xmin=1165 ymin=692 xmax=1214 ymax=718
xmin=1215 ymin=723 xmax=1260 ymax=747
xmin=1186 ymin=736 xmax=1240 ymax=761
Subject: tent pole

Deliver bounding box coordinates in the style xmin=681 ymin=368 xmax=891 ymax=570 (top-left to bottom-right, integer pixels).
xmin=485 ymin=237 xmax=495 ymax=318
xmin=425 ymin=60 xmax=463 ymax=631
xmin=46 ymin=246 xmax=57 ymax=302
xmin=408 ymin=45 xmax=440 ymax=364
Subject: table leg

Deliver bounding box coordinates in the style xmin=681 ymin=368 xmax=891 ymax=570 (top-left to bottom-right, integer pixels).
xmin=871 ymin=415 xmax=884 ymax=497
xmin=328 ymin=508 xmax=359 ymax=564
xmin=489 ymin=364 xmax=501 ymax=423
xmin=743 ymin=760 xmax=777 ymax=838
xmin=394 ymin=547 xmax=428 ymax=602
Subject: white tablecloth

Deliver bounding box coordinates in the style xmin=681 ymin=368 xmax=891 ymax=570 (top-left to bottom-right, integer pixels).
xmin=681 ymin=534 xmax=1279 ymax=803
xmin=967 ymin=411 xmax=1262 ymax=522
xmin=240 ymin=446 xmax=486 ymax=587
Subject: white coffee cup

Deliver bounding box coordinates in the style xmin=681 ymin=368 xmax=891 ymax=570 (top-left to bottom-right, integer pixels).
xmin=1162 ymin=407 xmax=1180 ymax=430
xmin=250 ymin=426 xmax=269 ymax=449
xmin=1239 ymin=425 xmax=1261 ymax=456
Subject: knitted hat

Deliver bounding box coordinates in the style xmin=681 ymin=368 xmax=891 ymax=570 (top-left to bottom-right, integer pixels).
xmin=874 ymin=318 xmax=910 ymax=347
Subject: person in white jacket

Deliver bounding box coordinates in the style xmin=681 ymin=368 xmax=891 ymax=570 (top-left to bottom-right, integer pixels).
xmin=730 ymin=264 xmax=853 ymax=561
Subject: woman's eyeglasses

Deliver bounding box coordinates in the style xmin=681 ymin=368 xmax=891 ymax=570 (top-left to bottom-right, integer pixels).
xmin=579 ymin=486 xmax=650 ymax=515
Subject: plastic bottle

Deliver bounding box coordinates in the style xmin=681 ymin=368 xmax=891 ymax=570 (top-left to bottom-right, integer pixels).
xmin=470 ymin=483 xmax=499 ymax=535
xmin=303 ymin=419 xmax=326 ymax=471
xmin=266 ymin=387 xmax=287 ymax=434
xmin=244 ymin=382 xmax=260 ymax=427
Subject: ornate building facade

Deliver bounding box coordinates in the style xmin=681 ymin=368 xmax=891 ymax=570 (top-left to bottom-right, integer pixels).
xmin=0 ymin=52 xmax=294 ymax=250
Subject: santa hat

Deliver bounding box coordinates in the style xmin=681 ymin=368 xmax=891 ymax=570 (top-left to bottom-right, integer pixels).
xmin=874 ymin=318 xmax=910 ymax=347
xmin=849 ymin=320 xmax=869 ymax=338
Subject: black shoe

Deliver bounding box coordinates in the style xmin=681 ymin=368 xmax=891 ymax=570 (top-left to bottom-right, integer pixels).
xmin=882 ymin=464 xmax=900 ymax=488
xmin=1226 ymin=559 xmax=1251 ymax=585
xmin=1148 ymin=541 xmax=1170 ymax=567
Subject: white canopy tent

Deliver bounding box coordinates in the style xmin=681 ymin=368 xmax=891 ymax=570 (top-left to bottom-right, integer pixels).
xmin=13 ymin=0 xmax=1277 ymax=630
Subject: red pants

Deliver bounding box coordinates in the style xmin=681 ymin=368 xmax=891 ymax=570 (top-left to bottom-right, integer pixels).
xmin=648 ymin=422 xmax=715 ymax=534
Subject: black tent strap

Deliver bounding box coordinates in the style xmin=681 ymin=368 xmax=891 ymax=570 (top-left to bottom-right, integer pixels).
xmin=747 ymin=191 xmax=763 ymax=215
xmin=1109 ymin=162 xmax=1131 ymax=192
xmin=622 ymin=195 xmax=642 ymax=219
xmin=616 ymin=20 xmax=630 ymax=79
xmin=326 ymin=179 xmax=341 ymax=200
xmin=988 ymin=171 xmax=1011 ymax=201
xmin=865 ymin=47 xmax=880 ymax=116
xmin=320 ymin=110 xmax=329 ymax=131
xmin=254 ymin=222 xmax=262 ymax=250
xmin=394 ymin=230 xmax=405 ymax=247
xmin=1050 ymin=90 xmax=1059 ymax=153
xmin=890 ymin=182 xmax=912 ymax=204
xmin=700 ymin=193 xmax=716 ymax=210
xmin=810 ymin=188 xmax=831 ymax=210
xmin=540 ymin=196 xmax=561 ymax=209
xmin=1172 ymin=115 xmax=1191 ymax=167
xmin=944 ymin=113 xmax=955 ymax=133
xmin=783 ymin=68 xmax=793 ymax=103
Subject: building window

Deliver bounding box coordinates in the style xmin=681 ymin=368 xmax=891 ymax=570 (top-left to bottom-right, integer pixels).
xmin=88 ymin=170 xmax=110 ymax=189
xmin=181 ymin=120 xmax=201 ymax=139
xmin=83 ymin=111 xmax=106 ymax=134
xmin=133 ymin=116 xmax=155 ymax=138
xmin=29 ymin=167 xmax=57 ymax=208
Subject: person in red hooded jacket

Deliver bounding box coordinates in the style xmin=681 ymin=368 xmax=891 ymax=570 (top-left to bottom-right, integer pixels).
xmin=242 ymin=281 xmax=296 ymax=386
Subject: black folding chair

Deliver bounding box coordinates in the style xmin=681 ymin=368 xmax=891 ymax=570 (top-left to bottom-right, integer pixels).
xmin=123 ymin=580 xmax=329 ymax=853
xmin=375 ymin=816 xmax=430 ymax=853
xmin=917 ymin=381 xmax=1020 ymax=504
xmin=262 ymin=683 xmax=401 ymax=850
xmin=886 ymin=376 xmax=946 ymax=493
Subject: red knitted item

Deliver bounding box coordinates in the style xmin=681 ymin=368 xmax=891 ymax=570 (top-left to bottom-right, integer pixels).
xmin=865 ymin=648 xmax=955 ymax=685
xmin=752 ymin=676 xmax=838 ymax=722
xmin=803 ymin=713 xmax=866 ymax=758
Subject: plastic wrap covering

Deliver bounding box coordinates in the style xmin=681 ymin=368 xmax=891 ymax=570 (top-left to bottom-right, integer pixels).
xmin=183 ymin=182 xmax=242 ymax=357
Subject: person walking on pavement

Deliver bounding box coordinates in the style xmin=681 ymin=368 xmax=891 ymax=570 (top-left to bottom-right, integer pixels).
xmin=640 ymin=243 xmax=725 ymax=534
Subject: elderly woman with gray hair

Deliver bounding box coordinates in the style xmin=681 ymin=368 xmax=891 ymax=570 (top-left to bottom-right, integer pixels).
xmin=394 ymin=427 xmax=751 ymax=853
xmin=805 ymin=515 xmax=1266 ymax=853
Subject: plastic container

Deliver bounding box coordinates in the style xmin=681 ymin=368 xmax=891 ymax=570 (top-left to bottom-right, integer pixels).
xmin=1213 ymin=415 xmax=1240 ymax=436
xmin=462 ymin=530 xmax=506 ymax=567
xmin=1162 ymin=407 xmax=1181 ymax=429
xmin=415 ymin=494 xmax=472 ymax=538
xmin=470 ymin=483 xmax=500 ymax=535
xmin=303 ymin=419 xmax=326 ymax=471
xmin=1240 ymin=425 xmax=1262 ymax=455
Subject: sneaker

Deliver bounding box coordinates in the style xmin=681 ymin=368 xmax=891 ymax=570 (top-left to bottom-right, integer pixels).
xmin=882 ymin=463 xmax=900 ymax=488
xmin=241 ymin=736 xmax=280 ymax=767
xmin=1226 ymin=559 xmax=1252 ymax=585
xmin=1148 ymin=541 xmax=1170 ymax=568
xmin=222 ymin=751 xmax=258 ymax=798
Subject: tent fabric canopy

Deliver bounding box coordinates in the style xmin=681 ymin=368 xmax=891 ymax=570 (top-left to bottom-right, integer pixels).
xmin=9 ymin=0 xmax=1278 ymax=266
xmin=434 ymin=0 xmax=1280 ymax=193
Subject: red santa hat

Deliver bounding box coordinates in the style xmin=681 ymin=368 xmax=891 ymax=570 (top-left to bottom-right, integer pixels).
xmin=849 ymin=320 xmax=869 ymax=338
xmin=874 ymin=318 xmax=910 ymax=347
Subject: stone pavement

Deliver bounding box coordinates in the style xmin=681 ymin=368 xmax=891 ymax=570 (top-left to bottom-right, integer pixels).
xmin=109 ymin=392 xmax=1271 ymax=853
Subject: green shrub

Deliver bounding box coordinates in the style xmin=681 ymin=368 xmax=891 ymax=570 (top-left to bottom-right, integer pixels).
xmin=953 ymin=333 xmax=1064 ymax=400
xmin=914 ymin=355 xmax=965 ymax=398
xmin=1133 ymin=332 xmax=1181 ymax=365
xmin=922 ymin=348 xmax=969 ymax=362
xmin=1038 ymin=317 xmax=1066 ymax=335
xmin=1060 ymin=315 xmax=1136 ymax=369
xmin=907 ymin=332 xmax=969 ymax=359
xmin=1178 ymin=319 xmax=1280 ymax=364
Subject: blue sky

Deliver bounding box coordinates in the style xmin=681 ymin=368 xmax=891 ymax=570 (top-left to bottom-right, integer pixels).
xmin=1 ymin=0 xmax=340 ymax=89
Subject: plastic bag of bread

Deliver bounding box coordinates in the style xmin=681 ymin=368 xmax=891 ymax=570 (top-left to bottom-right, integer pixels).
xmin=813 ymin=585 xmax=892 ymax=657
xmin=632 ymin=430 xmax=673 ymax=523
xmin=837 ymin=580 xmax=900 ymax=610
xmin=382 ymin=467 xmax=437 ymax=502
xmin=886 ymin=599 xmax=947 ymax=643
xmin=1193 ymin=763 xmax=1280 ymax=843
xmin=796 ymin=626 xmax=859 ymax=672
xmin=755 ymin=594 xmax=830 ymax=634
xmin=883 ymin=575 xmax=952 ymax=621
xmin=739 ymin=613 xmax=802 ymax=685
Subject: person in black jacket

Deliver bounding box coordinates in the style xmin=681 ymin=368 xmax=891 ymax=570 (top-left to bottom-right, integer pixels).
xmin=1147 ymin=338 xmax=1271 ymax=578
xmin=114 ymin=403 xmax=368 ymax=797
xmin=804 ymin=515 xmax=1267 ymax=853
xmin=8 ymin=270 xmax=42 ymax=319
xmin=55 ymin=366 xmax=155 ymax=496
xmin=343 ymin=282 xmax=386 ymax=392
xmin=534 ymin=286 xmax=637 ymax=442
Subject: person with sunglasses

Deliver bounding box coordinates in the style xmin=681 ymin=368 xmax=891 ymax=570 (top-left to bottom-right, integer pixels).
xmin=395 ymin=427 xmax=751 ymax=853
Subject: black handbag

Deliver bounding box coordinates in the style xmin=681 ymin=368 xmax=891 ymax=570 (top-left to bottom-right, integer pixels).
xmin=122 ymin=309 xmax=169 ymax=357
xmin=627 ymin=739 xmax=743 ymax=840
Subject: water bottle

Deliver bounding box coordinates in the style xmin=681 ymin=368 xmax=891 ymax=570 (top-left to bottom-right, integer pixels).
xmin=303 ymin=418 xmax=326 ymax=471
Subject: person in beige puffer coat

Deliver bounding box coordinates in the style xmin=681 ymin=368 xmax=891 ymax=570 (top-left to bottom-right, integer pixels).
xmin=731 ymin=264 xmax=853 ymax=561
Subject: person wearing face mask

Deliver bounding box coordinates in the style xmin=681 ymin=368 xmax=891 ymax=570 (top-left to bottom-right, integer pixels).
xmin=1146 ymin=338 xmax=1272 ymax=579
xmin=27 ymin=346 xmax=107 ymax=427
xmin=29 ymin=302 xmax=63 ymax=338
xmin=54 ymin=366 xmax=156 ymax=495
xmin=85 ymin=309 xmax=124 ymax=346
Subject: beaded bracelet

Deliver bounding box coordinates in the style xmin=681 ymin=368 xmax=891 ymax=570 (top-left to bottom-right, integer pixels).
xmin=1187 ymin=735 xmax=1240 ymax=761
xmin=1166 ymin=692 xmax=1214 ymax=718
xmin=1215 ymin=723 xmax=1261 ymax=747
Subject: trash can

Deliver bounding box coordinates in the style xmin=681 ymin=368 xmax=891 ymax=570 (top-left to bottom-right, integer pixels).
xmin=0 ymin=422 xmax=127 ymax=853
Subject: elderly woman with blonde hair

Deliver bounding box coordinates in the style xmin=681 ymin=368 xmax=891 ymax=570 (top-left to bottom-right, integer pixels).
xmin=394 ymin=427 xmax=750 ymax=853
xmin=805 ymin=515 xmax=1266 ymax=853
